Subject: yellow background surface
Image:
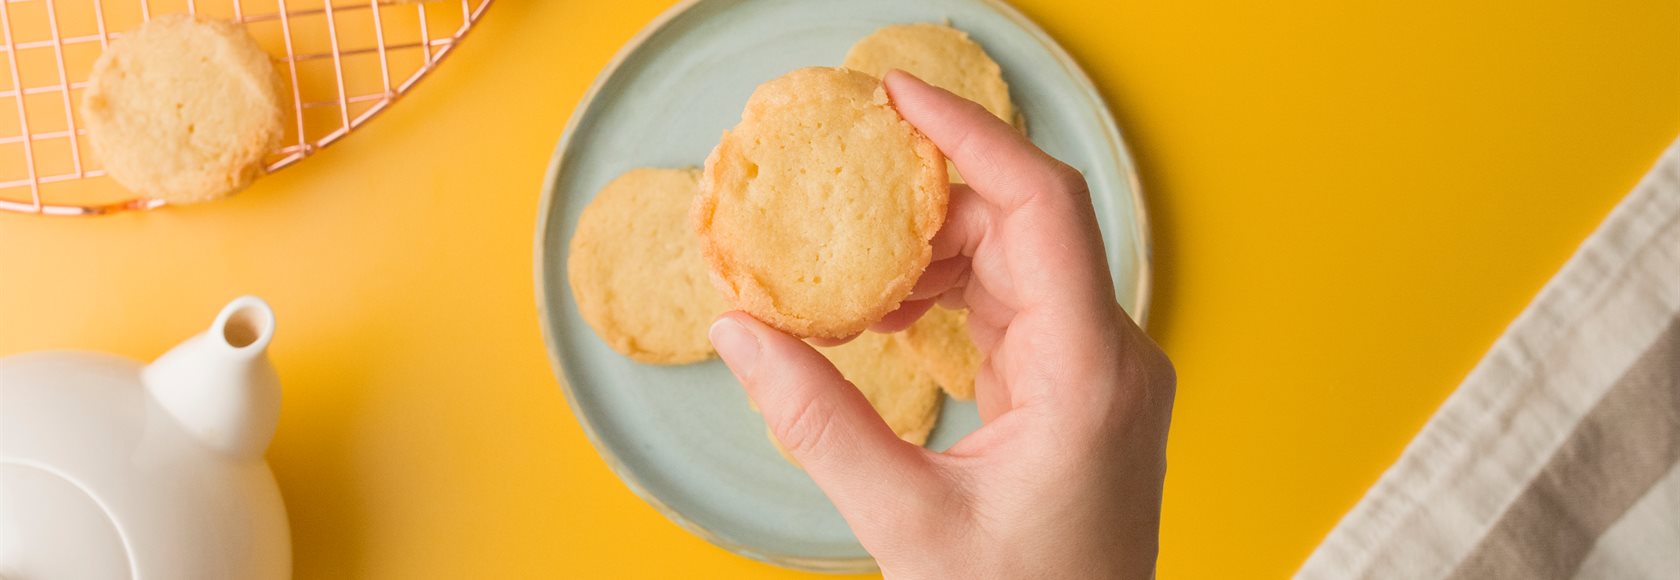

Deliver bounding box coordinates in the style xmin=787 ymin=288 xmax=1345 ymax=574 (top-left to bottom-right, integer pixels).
xmin=2 ymin=0 xmax=1676 ymax=577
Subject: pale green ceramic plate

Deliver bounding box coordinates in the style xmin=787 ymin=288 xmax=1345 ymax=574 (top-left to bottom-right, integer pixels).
xmin=535 ymin=0 xmax=1149 ymax=572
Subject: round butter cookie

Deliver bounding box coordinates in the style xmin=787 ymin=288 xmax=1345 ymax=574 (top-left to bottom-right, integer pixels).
xmin=765 ymin=332 xmax=943 ymax=466
xmin=818 ymin=331 xmax=943 ymax=447
xmin=569 ymin=168 xmax=729 ymax=364
xmin=695 ymin=67 xmax=948 ymax=339
xmin=82 ymin=14 xmax=283 ymax=204
xmin=843 ymin=23 xmax=1015 ymax=125
xmin=898 ymin=305 xmax=981 ymax=400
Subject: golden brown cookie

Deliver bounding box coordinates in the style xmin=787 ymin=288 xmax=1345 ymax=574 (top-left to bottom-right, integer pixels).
xmin=843 ymin=23 xmax=1015 ymax=124
xmin=845 ymin=23 xmax=1018 ymax=183
xmin=568 ymin=168 xmax=730 ymax=364
xmin=695 ymin=67 xmax=948 ymax=339
xmin=898 ymin=306 xmax=982 ymax=400
xmin=82 ymin=14 xmax=283 ymax=204
xmin=762 ymin=333 xmax=944 ymax=466
xmin=817 ymin=331 xmax=944 ymax=446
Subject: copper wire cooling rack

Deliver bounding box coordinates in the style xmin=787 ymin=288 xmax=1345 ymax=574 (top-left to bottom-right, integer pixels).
xmin=0 ymin=0 xmax=491 ymax=216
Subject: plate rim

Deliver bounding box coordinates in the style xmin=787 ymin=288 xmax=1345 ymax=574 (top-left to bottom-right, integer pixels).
xmin=531 ymin=0 xmax=1153 ymax=572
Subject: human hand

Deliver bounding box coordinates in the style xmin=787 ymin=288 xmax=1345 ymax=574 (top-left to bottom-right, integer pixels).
xmin=707 ymin=70 xmax=1175 ymax=579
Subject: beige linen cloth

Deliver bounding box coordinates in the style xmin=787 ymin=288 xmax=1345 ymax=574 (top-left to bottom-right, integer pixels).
xmin=1298 ymin=138 xmax=1680 ymax=580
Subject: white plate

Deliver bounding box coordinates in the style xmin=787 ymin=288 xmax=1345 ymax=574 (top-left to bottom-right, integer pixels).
xmin=534 ymin=0 xmax=1150 ymax=572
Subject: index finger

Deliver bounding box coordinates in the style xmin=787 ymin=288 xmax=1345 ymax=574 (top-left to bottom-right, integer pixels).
xmin=884 ymin=70 xmax=1085 ymax=213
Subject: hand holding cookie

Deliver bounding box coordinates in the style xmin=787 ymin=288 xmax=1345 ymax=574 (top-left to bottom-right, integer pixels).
xmin=693 ymin=67 xmax=949 ymax=340
xmin=708 ymin=71 xmax=1175 ymax=580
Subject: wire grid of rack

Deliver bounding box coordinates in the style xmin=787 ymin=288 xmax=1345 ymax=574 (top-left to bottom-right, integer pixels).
xmin=0 ymin=0 xmax=491 ymax=216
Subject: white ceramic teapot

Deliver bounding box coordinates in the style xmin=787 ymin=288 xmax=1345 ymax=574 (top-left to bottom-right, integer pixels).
xmin=0 ymin=296 xmax=291 ymax=579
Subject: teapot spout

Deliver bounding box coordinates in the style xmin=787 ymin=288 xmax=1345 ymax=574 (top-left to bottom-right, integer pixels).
xmin=142 ymin=296 xmax=281 ymax=459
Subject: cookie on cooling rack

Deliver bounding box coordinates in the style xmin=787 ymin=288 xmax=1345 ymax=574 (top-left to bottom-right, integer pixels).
xmin=898 ymin=305 xmax=982 ymax=401
xmin=695 ymin=67 xmax=948 ymax=339
xmin=569 ymin=167 xmax=730 ymax=364
xmin=82 ymin=14 xmax=283 ymax=205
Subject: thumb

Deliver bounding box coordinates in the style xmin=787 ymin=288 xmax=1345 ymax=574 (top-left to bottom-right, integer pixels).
xmin=709 ymin=312 xmax=940 ymax=518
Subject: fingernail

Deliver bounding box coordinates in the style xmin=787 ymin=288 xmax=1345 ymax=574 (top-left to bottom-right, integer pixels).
xmin=709 ymin=317 xmax=760 ymax=377
xmin=881 ymin=70 xmax=905 ymax=91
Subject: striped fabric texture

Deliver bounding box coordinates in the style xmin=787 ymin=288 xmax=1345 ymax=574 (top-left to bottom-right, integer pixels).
xmin=1299 ymin=138 xmax=1680 ymax=580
